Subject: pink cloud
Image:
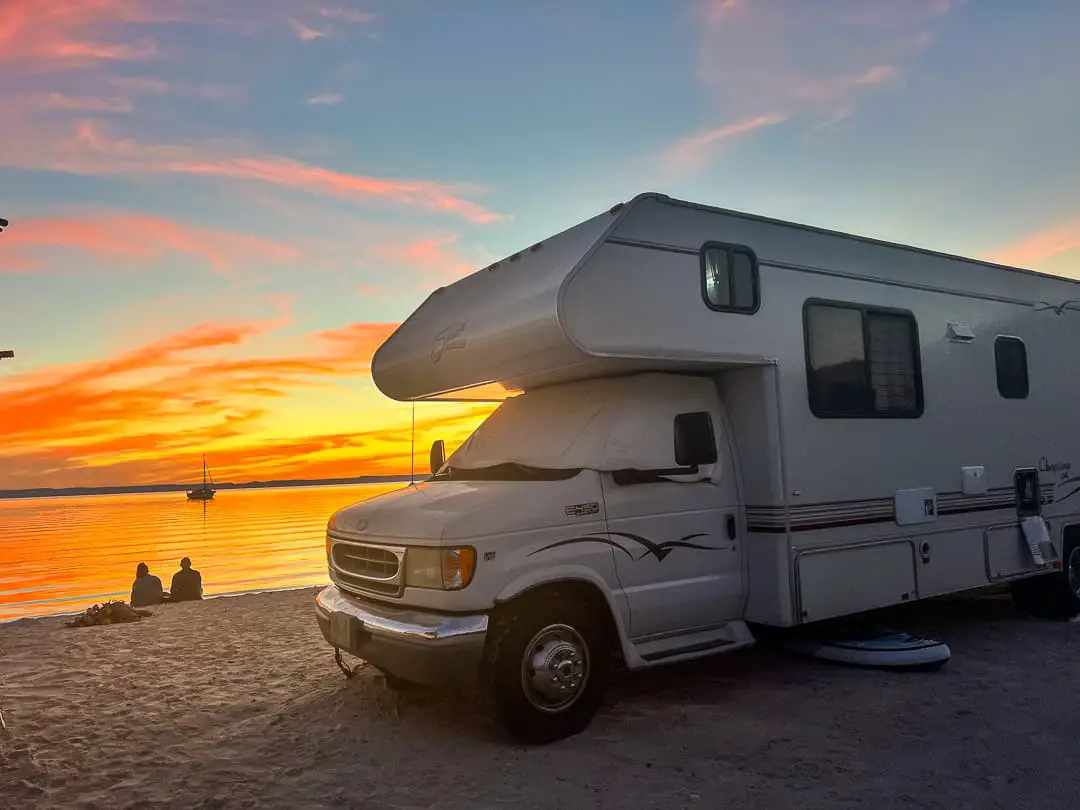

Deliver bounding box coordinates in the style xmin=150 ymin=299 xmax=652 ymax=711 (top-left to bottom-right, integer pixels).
xmin=2 ymin=120 xmax=507 ymax=224
xmin=991 ymin=220 xmax=1080 ymax=268
xmin=0 ymin=214 xmax=301 ymax=274
xmin=660 ymin=0 xmax=960 ymax=173
xmin=292 ymin=21 xmax=329 ymax=41
xmin=0 ymin=0 xmax=173 ymax=73
xmin=661 ymin=112 xmax=788 ymax=174
xmin=691 ymin=0 xmax=957 ymax=124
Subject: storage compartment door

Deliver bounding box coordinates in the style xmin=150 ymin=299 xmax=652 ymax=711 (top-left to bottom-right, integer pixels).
xmin=796 ymin=541 xmax=917 ymax=623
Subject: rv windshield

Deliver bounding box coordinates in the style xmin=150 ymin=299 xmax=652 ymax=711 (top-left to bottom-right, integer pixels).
xmin=434 ymin=373 xmax=721 ymax=481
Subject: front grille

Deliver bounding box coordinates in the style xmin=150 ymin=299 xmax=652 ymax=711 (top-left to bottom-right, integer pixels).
xmin=328 ymin=534 xmax=405 ymax=597
xmin=332 ymin=544 xmax=399 ymax=579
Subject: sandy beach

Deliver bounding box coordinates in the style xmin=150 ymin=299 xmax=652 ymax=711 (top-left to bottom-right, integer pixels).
xmin=3 ymin=587 xmax=1080 ymax=809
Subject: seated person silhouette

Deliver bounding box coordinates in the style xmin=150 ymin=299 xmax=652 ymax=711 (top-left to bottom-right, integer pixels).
xmin=169 ymin=557 xmax=204 ymax=602
xmin=130 ymin=562 xmax=164 ymax=607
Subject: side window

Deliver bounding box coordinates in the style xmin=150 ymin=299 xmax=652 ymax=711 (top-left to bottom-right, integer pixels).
xmin=994 ymin=336 xmax=1029 ymax=399
xmin=805 ymin=301 xmax=923 ymax=418
xmin=701 ymin=243 xmax=759 ymax=314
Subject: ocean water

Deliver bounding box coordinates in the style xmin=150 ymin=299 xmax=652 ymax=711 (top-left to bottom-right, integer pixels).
xmin=0 ymin=483 xmax=401 ymax=622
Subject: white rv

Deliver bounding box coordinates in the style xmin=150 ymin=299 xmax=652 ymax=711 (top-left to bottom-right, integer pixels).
xmin=315 ymin=192 xmax=1080 ymax=743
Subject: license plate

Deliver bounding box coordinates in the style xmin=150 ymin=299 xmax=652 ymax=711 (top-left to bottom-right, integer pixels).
xmin=329 ymin=611 xmax=355 ymax=648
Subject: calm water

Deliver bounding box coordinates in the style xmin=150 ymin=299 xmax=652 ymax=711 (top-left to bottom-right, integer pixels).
xmin=0 ymin=483 xmax=401 ymax=622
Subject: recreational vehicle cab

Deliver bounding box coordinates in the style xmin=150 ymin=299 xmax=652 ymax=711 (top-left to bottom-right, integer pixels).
xmin=316 ymin=192 xmax=1080 ymax=743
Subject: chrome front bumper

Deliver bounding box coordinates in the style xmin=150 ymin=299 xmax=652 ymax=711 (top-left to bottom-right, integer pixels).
xmin=314 ymin=585 xmax=489 ymax=688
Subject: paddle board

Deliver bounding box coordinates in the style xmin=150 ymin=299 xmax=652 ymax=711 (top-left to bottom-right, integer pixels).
xmin=787 ymin=630 xmax=951 ymax=670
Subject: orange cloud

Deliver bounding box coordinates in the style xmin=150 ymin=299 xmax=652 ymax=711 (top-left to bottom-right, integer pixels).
xmin=174 ymin=154 xmax=505 ymax=225
xmin=991 ymin=220 xmax=1080 ymax=268
xmin=0 ymin=314 xmax=497 ymax=490
xmin=3 ymin=121 xmax=506 ymax=224
xmin=0 ymin=213 xmax=301 ymax=273
xmin=0 ymin=1 xmax=377 ymax=73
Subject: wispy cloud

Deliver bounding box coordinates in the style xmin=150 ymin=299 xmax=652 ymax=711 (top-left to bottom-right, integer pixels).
xmin=375 ymin=234 xmax=479 ymax=282
xmin=307 ymin=93 xmax=344 ymax=106
xmin=667 ymin=0 xmax=962 ymax=171
xmin=661 ymin=112 xmax=788 ymax=174
xmin=0 ymin=213 xmax=302 ymax=274
xmin=991 ymin=219 xmax=1080 ymax=268
xmin=0 ymin=0 xmax=173 ymax=73
xmin=1 ymin=0 xmax=379 ymax=75
xmin=3 ymin=120 xmax=508 ymax=224
xmin=694 ymin=0 xmax=957 ymax=121
xmin=292 ymin=21 xmax=329 ymax=41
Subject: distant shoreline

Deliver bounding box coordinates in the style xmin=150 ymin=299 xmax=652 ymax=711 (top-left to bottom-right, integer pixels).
xmin=0 ymin=474 xmax=417 ymax=501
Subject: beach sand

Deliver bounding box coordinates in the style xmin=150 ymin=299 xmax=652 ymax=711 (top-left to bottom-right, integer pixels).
xmin=2 ymin=587 xmax=1080 ymax=809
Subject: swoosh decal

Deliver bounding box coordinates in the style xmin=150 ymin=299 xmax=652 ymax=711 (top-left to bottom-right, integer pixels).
xmin=525 ymin=534 xmax=636 ymax=560
xmin=528 ymin=530 xmax=724 ymax=563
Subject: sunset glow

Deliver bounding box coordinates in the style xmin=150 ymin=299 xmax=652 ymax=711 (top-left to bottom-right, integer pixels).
xmin=2 ymin=0 xmax=1079 ymax=492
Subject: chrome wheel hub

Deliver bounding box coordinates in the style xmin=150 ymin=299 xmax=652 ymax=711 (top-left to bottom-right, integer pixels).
xmin=521 ymin=623 xmax=589 ymax=712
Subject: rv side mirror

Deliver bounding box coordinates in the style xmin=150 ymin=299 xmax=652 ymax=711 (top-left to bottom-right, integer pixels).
xmin=429 ymin=439 xmax=446 ymax=475
xmin=673 ymin=411 xmax=717 ymax=467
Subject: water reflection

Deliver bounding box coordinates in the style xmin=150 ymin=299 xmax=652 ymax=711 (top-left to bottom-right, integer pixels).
xmin=0 ymin=483 xmax=401 ymax=621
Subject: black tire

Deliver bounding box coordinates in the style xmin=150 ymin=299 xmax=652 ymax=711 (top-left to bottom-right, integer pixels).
xmin=484 ymin=591 xmax=610 ymax=745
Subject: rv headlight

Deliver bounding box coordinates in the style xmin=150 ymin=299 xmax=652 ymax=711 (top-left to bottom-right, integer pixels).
xmin=404 ymin=546 xmax=477 ymax=590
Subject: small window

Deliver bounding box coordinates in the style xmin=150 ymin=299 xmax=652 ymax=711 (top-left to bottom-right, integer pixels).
xmin=701 ymin=243 xmax=759 ymax=314
xmin=994 ymin=336 xmax=1029 ymax=399
xmin=804 ymin=300 xmax=923 ymax=418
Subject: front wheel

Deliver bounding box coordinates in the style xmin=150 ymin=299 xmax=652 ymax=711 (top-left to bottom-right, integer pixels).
xmin=484 ymin=595 xmax=610 ymax=745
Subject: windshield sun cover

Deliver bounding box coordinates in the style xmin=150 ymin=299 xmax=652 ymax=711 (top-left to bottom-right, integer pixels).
xmin=441 ymin=373 xmax=721 ymax=482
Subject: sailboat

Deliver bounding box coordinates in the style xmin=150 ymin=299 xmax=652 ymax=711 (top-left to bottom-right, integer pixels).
xmin=186 ymin=455 xmax=217 ymax=501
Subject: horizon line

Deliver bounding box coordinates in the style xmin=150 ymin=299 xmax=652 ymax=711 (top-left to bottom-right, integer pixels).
xmin=0 ymin=473 xmax=419 ymax=501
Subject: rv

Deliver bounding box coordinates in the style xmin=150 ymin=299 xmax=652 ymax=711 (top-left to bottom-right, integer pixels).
xmin=315 ymin=192 xmax=1080 ymax=743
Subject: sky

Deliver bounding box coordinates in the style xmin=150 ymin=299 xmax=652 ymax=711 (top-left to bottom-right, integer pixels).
xmin=1 ymin=0 xmax=1078 ymax=491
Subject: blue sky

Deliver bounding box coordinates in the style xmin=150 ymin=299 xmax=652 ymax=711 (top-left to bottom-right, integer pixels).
xmin=1 ymin=0 xmax=1078 ymax=488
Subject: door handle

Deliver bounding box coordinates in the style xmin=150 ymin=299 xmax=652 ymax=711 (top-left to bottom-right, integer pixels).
xmin=726 ymin=514 xmax=737 ymax=540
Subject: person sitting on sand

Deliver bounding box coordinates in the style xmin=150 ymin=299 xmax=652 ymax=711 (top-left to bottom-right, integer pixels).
xmin=130 ymin=562 xmax=164 ymax=607
xmin=169 ymin=557 xmax=203 ymax=602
